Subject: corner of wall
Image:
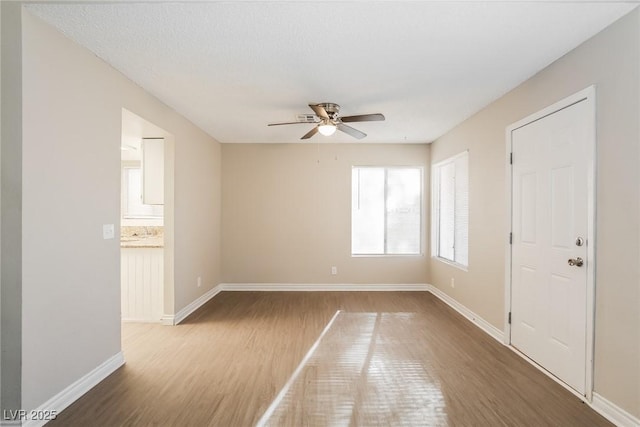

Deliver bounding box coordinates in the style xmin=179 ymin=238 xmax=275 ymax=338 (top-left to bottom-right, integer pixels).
xmin=0 ymin=0 xmax=22 ymax=414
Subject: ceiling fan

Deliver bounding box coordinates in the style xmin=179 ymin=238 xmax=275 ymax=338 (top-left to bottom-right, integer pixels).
xmin=268 ymin=103 xmax=385 ymax=140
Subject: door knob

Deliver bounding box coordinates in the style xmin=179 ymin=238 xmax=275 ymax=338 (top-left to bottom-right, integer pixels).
xmin=568 ymin=257 xmax=584 ymax=267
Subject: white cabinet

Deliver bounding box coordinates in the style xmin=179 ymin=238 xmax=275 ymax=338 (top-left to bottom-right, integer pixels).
xmin=142 ymin=138 xmax=164 ymax=205
xmin=121 ymin=248 xmax=164 ymax=322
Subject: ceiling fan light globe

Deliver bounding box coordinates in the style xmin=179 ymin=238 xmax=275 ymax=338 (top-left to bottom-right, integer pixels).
xmin=318 ymin=124 xmax=337 ymax=136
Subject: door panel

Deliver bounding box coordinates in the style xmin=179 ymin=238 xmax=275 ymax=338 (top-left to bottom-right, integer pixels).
xmin=551 ymin=166 xmax=574 ymax=248
xmin=520 ymin=172 xmax=537 ymax=244
xmin=548 ymin=273 xmax=571 ymax=347
xmin=511 ymin=99 xmax=589 ymax=394
xmin=519 ymin=266 xmax=538 ymax=331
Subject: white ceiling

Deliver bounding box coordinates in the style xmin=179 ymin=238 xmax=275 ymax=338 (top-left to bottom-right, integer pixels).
xmin=27 ymin=1 xmax=637 ymax=144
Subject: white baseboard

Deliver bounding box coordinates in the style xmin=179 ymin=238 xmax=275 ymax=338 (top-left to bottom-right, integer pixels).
xmin=22 ymin=352 xmax=124 ymax=427
xmin=425 ymin=285 xmax=640 ymax=427
xmin=20 ymin=285 xmax=636 ymax=427
xmin=121 ymin=317 xmax=161 ymax=323
xmin=173 ymin=285 xmax=222 ymax=325
xmin=592 ymin=392 xmax=640 ymax=427
xmin=218 ymin=283 xmax=502 ymax=343
xmin=160 ymin=315 xmax=175 ymax=326
xmin=219 ymin=283 xmax=429 ymax=292
xmin=427 ymin=284 xmax=504 ymax=343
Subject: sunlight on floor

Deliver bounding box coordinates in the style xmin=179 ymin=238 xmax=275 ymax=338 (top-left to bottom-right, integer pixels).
xmin=257 ymin=311 xmax=448 ymax=426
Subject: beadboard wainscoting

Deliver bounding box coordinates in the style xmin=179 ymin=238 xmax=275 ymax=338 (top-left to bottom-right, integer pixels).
xmin=121 ymin=248 xmax=164 ymax=322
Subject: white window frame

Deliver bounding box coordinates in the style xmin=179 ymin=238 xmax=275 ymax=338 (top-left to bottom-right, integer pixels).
xmin=431 ymin=151 xmax=469 ymax=269
xmin=351 ymin=166 xmax=424 ymax=256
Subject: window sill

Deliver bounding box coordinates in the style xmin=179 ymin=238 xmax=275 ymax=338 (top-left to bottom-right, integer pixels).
xmin=432 ymin=256 xmax=468 ymax=272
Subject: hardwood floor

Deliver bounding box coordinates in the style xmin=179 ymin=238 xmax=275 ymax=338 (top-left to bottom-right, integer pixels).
xmin=49 ymin=292 xmax=612 ymax=426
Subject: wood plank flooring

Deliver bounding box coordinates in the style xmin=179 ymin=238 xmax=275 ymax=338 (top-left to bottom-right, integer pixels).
xmin=48 ymin=292 xmax=612 ymax=426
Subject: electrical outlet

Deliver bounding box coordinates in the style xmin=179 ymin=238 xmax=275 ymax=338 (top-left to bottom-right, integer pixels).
xmin=450 ymin=278 xmax=455 ymax=288
xmin=197 ymin=276 xmax=202 ymax=288
xmin=331 ymin=266 xmax=338 ymax=275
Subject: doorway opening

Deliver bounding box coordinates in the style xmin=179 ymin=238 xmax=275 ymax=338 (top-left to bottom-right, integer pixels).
xmin=120 ymin=108 xmax=175 ymax=324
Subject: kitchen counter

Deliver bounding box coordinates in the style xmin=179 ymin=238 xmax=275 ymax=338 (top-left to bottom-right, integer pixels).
xmin=120 ymin=225 xmax=164 ymax=248
xmin=120 ymin=236 xmax=164 ymax=248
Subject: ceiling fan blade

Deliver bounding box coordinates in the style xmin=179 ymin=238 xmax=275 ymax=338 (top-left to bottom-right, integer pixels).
xmin=340 ymin=113 xmax=385 ymax=123
xmin=309 ymin=104 xmax=330 ymax=119
xmin=268 ymin=121 xmax=315 ymax=126
xmin=337 ymin=123 xmax=366 ymax=139
xmin=301 ymin=126 xmax=319 ymax=140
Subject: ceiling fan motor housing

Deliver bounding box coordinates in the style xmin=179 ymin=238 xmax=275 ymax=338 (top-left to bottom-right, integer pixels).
xmin=317 ymin=103 xmax=340 ymax=119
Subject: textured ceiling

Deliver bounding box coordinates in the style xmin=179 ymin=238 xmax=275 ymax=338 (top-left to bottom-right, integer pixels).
xmin=27 ymin=1 xmax=637 ymax=144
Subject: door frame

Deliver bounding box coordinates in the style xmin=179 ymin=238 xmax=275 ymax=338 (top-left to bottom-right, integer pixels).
xmin=504 ymin=85 xmax=596 ymax=400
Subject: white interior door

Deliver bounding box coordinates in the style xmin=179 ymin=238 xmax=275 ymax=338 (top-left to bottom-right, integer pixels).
xmin=510 ymin=98 xmax=591 ymax=394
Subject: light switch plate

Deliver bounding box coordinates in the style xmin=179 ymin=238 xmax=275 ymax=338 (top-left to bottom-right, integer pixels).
xmin=103 ymin=224 xmax=115 ymax=240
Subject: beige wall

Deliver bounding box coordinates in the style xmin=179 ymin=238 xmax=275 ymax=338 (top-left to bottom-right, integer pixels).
xmin=430 ymin=8 xmax=640 ymax=418
xmin=222 ymin=143 xmax=429 ymax=284
xmin=20 ymin=11 xmax=221 ymax=411
xmin=10 ymin=1 xmax=639 ymax=421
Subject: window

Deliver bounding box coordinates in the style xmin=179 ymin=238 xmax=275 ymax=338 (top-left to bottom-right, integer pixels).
xmin=351 ymin=167 xmax=423 ymax=255
xmin=123 ymin=167 xmax=164 ymax=218
xmin=431 ymin=151 xmax=468 ymax=267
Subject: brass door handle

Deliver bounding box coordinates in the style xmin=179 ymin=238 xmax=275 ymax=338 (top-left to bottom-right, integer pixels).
xmin=568 ymin=257 xmax=584 ymax=267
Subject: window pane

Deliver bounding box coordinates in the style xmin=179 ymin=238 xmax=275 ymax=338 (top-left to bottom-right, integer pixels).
xmin=352 ymin=168 xmax=385 ymax=254
xmin=432 ymin=151 xmax=468 ymax=267
xmin=125 ymin=168 xmax=164 ymax=218
xmin=438 ymin=162 xmax=455 ymax=261
xmin=386 ymin=168 xmax=421 ymax=254
xmin=454 ymin=155 xmax=469 ymax=265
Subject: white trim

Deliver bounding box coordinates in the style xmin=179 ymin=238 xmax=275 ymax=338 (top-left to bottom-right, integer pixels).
xmin=431 ymin=150 xmax=470 ymax=266
xmin=22 ymin=353 xmax=124 ymax=427
xmin=172 ymin=285 xmax=222 ymax=325
xmin=427 ymin=284 xmax=504 ymax=343
xmin=218 ymin=283 xmax=504 ymax=344
xmin=507 ymin=345 xmax=589 ymax=402
xmin=592 ymin=392 xmax=640 ymax=427
xmin=220 ymin=283 xmax=429 ymax=292
xmin=431 ymin=256 xmax=469 ymax=272
xmin=160 ymin=314 xmax=175 ymax=326
xmin=504 ymin=85 xmax=596 ymax=399
xmin=584 ymin=87 xmax=597 ymax=401
xmin=184 ymin=283 xmax=639 ymax=427
xmin=256 ymin=310 xmax=342 ymax=427
xmin=121 ymin=317 xmax=163 ymax=323
xmin=23 ymin=284 xmax=633 ymax=427
xmin=351 ymin=166 xmax=425 ymax=257
xmin=163 ymin=283 xmax=428 ymax=325
xmin=504 ymin=116 xmax=514 ymax=346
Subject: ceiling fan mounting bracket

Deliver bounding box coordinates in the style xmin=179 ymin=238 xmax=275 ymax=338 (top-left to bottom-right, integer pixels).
xmin=316 ymin=102 xmax=340 ymax=119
